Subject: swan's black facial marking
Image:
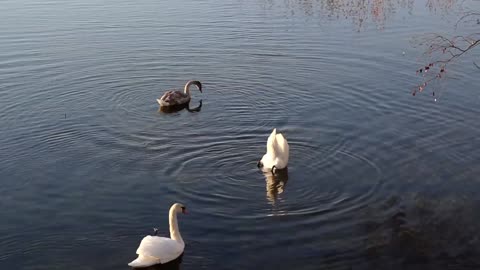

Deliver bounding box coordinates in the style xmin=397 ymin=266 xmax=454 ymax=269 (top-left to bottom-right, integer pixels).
xmin=257 ymin=161 xmax=263 ymax=168
xmin=181 ymin=206 xmax=187 ymax=214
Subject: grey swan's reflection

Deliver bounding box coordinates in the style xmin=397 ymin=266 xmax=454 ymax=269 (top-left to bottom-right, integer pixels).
xmin=263 ymin=168 xmax=289 ymax=204
xmin=131 ymin=254 xmax=183 ymax=270
xmin=159 ymin=100 xmax=202 ymax=113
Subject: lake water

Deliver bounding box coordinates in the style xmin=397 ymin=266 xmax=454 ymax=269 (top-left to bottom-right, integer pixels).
xmin=1 ymin=0 xmax=480 ymax=269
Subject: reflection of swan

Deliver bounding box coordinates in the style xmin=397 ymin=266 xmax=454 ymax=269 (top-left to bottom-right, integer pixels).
xmin=257 ymin=128 xmax=289 ymax=173
xmin=157 ymin=80 xmax=202 ymax=107
xmin=159 ymin=99 xmax=202 ymax=113
xmin=129 ymin=203 xmax=187 ymax=268
xmin=264 ymin=168 xmax=289 ymax=204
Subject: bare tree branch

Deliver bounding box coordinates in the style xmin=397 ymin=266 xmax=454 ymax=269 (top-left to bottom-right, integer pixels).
xmin=455 ymin=11 xmax=480 ymax=29
xmin=474 ymin=61 xmax=480 ymax=69
xmin=413 ymin=11 xmax=480 ymax=96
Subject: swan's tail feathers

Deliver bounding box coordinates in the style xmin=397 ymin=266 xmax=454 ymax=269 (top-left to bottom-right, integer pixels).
xmin=156 ymin=99 xmax=163 ymax=105
xmin=128 ymin=255 xmax=160 ymax=268
xmin=266 ymin=128 xmax=277 ymax=155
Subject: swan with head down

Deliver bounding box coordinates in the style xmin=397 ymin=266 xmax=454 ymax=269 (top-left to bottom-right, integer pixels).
xmin=157 ymin=81 xmax=202 ymax=107
xmin=128 ymin=203 xmax=187 ymax=268
xmin=257 ymin=128 xmax=289 ymax=174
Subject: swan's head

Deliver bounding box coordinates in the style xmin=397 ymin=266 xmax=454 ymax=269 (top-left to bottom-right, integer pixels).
xmin=172 ymin=203 xmax=187 ymax=214
xmin=186 ymin=80 xmax=202 ymax=93
xmin=193 ymin=81 xmax=202 ymax=93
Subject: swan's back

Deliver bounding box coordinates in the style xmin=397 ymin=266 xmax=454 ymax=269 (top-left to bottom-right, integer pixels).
xmin=266 ymin=128 xmax=278 ymax=156
xmin=263 ymin=128 xmax=289 ymax=169
xmin=274 ymin=133 xmax=289 ymax=165
xmin=158 ymin=90 xmax=190 ymax=106
xmin=129 ymin=236 xmax=184 ymax=267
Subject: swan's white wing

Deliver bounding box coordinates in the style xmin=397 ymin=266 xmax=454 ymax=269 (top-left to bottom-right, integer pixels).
xmin=274 ymin=133 xmax=289 ymax=167
xmin=266 ymin=128 xmax=277 ymax=156
xmin=262 ymin=128 xmax=291 ymax=169
xmin=131 ymin=236 xmax=184 ymax=266
xmin=137 ymin=236 xmax=184 ymax=262
xmin=128 ymin=254 xmax=161 ymax=268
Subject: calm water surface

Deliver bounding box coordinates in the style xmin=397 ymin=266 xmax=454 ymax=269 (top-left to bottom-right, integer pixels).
xmin=1 ymin=0 xmax=480 ymax=269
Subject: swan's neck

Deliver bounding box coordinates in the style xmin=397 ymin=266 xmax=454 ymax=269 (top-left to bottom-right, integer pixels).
xmin=169 ymin=208 xmax=184 ymax=244
xmin=183 ymin=84 xmax=191 ymax=96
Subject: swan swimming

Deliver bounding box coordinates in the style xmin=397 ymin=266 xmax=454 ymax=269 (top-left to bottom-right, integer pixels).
xmin=157 ymin=80 xmax=202 ymax=107
xmin=128 ymin=203 xmax=187 ymax=268
xmin=257 ymin=128 xmax=289 ymax=173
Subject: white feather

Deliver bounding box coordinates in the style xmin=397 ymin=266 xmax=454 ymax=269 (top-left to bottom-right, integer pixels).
xmin=260 ymin=128 xmax=289 ymax=170
xmin=128 ymin=254 xmax=161 ymax=268
xmin=128 ymin=203 xmax=186 ymax=268
xmin=129 ymin=236 xmax=184 ymax=267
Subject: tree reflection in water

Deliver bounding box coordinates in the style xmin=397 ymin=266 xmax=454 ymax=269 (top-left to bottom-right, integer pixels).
xmin=362 ymin=195 xmax=480 ymax=268
xmin=260 ymin=0 xmax=463 ymax=31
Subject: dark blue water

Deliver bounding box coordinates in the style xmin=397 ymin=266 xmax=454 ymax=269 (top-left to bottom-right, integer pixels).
xmin=1 ymin=0 xmax=480 ymax=269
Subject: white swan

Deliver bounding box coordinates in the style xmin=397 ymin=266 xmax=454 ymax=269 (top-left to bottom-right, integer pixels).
xmin=157 ymin=81 xmax=202 ymax=107
xmin=128 ymin=203 xmax=187 ymax=268
xmin=257 ymin=128 xmax=289 ymax=173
